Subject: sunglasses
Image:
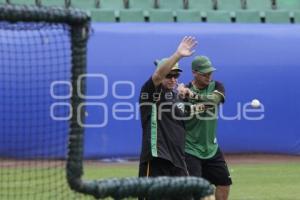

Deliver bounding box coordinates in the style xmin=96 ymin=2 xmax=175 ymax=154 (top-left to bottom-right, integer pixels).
xmin=165 ymin=73 xmax=180 ymax=79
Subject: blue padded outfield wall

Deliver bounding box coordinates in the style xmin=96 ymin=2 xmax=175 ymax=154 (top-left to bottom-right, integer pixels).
xmin=0 ymin=23 xmax=71 ymax=158
xmin=84 ymin=23 xmax=300 ymax=158
xmin=1 ymin=23 xmax=300 ymax=158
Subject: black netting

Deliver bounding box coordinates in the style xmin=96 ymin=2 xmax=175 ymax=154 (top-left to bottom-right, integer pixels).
xmin=0 ymin=21 xmax=87 ymax=200
xmin=0 ymin=4 xmax=214 ymax=200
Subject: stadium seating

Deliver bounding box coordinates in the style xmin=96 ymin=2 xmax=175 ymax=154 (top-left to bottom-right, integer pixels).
xmin=245 ymin=0 xmax=273 ymax=10
xmin=127 ymin=0 xmax=156 ymax=17
xmin=187 ymin=0 xmax=214 ymax=11
xmin=70 ymin=0 xmax=97 ymax=9
xmin=119 ymin=9 xmax=144 ymax=22
xmin=294 ymin=11 xmax=300 ymax=23
xmin=265 ymin=10 xmax=291 ymax=23
xmin=217 ymin=0 xmax=244 ymax=11
xmin=158 ymin=0 xmax=185 ymax=9
xmin=91 ymin=9 xmax=115 ymax=22
xmin=187 ymin=0 xmax=215 ymax=17
xmin=235 ymin=10 xmax=261 ymax=23
xmin=10 ymin=0 xmax=37 ymax=5
xmin=42 ymin=0 xmax=67 ymax=7
xmin=99 ymin=0 xmax=125 ymax=9
xmin=149 ymin=9 xmax=174 ymax=22
xmin=206 ymin=10 xmax=231 ymax=22
xmin=3 ymin=0 xmax=299 ymax=24
xmin=276 ymin=0 xmax=300 ymax=10
xmin=127 ymin=0 xmax=155 ymax=9
xmin=176 ymin=9 xmax=201 ymax=22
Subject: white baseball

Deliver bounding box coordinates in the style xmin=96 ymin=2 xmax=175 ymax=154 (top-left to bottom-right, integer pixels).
xmin=251 ymin=99 xmax=261 ymax=108
xmin=85 ymin=111 xmax=88 ymax=116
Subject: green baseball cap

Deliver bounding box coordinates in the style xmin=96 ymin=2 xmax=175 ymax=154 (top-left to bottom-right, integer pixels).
xmin=155 ymin=58 xmax=183 ymax=72
xmin=192 ymin=56 xmax=216 ymax=73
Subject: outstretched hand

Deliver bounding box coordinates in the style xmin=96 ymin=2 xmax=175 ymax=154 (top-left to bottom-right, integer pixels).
xmin=176 ymin=36 xmax=197 ymax=57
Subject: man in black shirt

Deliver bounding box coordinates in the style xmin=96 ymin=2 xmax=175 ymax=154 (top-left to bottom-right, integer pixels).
xmin=138 ymin=36 xmax=197 ymax=177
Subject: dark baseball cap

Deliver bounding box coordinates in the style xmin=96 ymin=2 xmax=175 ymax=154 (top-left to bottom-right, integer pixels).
xmin=155 ymin=58 xmax=183 ymax=72
xmin=192 ymin=56 xmax=216 ymax=73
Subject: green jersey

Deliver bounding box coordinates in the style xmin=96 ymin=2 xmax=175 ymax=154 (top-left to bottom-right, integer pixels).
xmin=185 ymin=81 xmax=225 ymax=159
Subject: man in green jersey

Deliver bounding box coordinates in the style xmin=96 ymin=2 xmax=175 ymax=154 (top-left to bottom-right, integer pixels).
xmin=178 ymin=56 xmax=232 ymax=200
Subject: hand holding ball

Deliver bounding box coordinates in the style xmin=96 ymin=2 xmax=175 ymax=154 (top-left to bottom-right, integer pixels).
xmin=177 ymin=83 xmax=193 ymax=98
xmin=251 ymin=99 xmax=261 ymax=108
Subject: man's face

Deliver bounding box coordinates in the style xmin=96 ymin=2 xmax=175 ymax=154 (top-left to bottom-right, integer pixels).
xmin=162 ymin=71 xmax=180 ymax=90
xmin=193 ymin=70 xmax=213 ymax=86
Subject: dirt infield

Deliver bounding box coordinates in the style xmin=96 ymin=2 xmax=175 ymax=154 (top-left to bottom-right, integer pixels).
xmin=1 ymin=154 xmax=299 ymax=168
xmin=82 ymin=154 xmax=300 ymax=167
xmin=224 ymin=153 xmax=300 ymax=164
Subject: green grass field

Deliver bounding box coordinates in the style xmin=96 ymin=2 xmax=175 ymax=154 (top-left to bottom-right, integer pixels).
xmin=83 ymin=162 xmax=300 ymax=200
xmin=1 ymin=161 xmax=300 ymax=199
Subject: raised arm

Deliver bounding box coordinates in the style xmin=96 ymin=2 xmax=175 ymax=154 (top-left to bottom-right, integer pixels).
xmin=152 ymin=36 xmax=197 ymax=87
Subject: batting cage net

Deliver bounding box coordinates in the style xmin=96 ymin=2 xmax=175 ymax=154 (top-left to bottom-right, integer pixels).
xmin=0 ymin=4 xmax=90 ymax=200
xmin=0 ymin=4 xmax=214 ymax=200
